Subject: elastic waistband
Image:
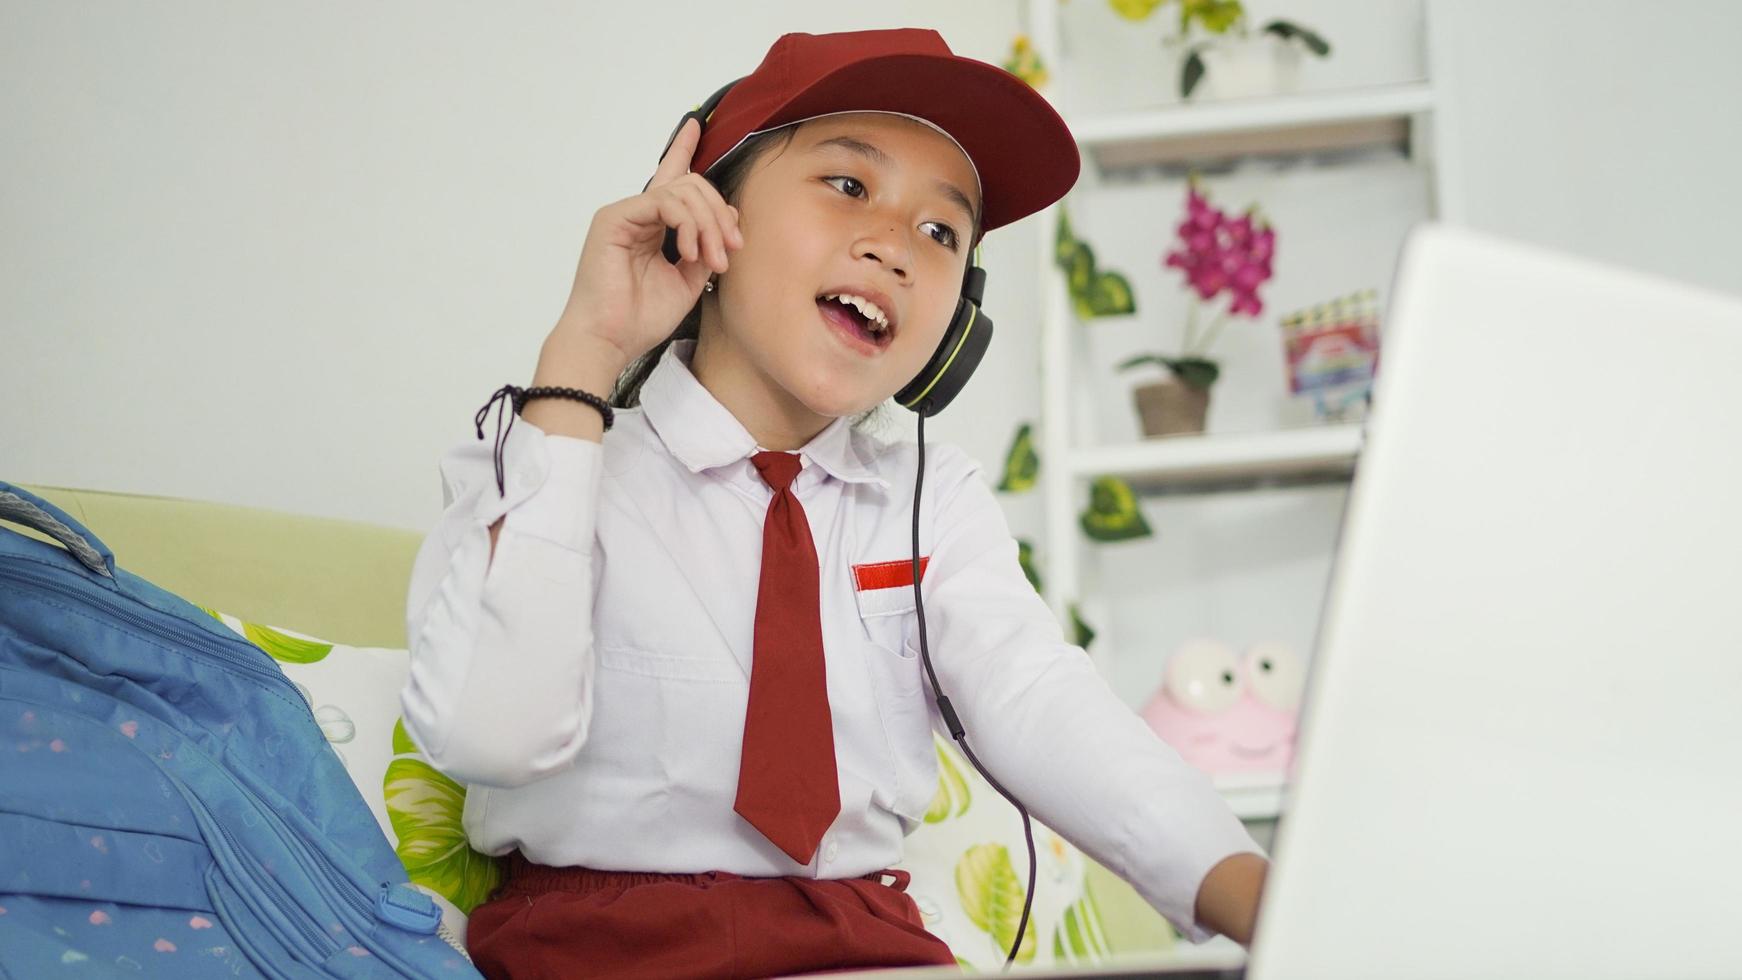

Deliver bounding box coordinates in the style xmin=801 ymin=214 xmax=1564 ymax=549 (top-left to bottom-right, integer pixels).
xmin=498 ymin=851 xmax=911 ymax=898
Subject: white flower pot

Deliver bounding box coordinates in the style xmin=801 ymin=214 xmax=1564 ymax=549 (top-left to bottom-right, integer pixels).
xmin=1169 ymin=34 xmax=1304 ymax=102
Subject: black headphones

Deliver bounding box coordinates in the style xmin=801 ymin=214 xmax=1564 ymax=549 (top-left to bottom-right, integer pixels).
xmin=653 ymin=79 xmax=995 ymax=418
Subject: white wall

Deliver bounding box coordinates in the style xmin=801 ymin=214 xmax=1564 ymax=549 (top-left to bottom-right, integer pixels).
xmin=0 ymin=0 xmax=1028 ymax=530
xmin=4 ymin=0 xmax=1738 ymax=541
xmin=1430 ymin=0 xmax=1742 ymax=296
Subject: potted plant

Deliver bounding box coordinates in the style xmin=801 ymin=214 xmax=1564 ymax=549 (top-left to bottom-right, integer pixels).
xmin=1108 ymin=0 xmax=1331 ymax=101
xmin=1120 ymin=178 xmax=1274 ymax=437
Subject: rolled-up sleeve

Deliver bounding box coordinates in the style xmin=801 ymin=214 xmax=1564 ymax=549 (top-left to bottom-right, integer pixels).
xmin=919 ymin=444 xmax=1265 ymax=943
xmin=400 ymin=417 xmax=603 ymax=789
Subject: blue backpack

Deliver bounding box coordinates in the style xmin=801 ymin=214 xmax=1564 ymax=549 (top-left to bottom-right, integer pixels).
xmin=0 ymin=482 xmax=482 ymax=978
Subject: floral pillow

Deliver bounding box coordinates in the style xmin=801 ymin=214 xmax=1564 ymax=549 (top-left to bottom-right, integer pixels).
xmin=200 ymin=610 xmax=1140 ymax=969
xmin=198 ymin=610 xmax=499 ymax=946
xmin=893 ymin=733 xmax=1156 ymax=971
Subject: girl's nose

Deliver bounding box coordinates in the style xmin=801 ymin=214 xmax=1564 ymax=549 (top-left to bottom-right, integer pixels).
xmin=854 ymin=225 xmax=911 ymax=279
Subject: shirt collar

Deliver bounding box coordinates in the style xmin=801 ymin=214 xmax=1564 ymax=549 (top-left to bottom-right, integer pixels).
xmin=641 ymin=339 xmax=890 ymax=489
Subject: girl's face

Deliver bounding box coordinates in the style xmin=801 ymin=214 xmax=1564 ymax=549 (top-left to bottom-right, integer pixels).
xmin=693 ymin=112 xmax=981 ymax=446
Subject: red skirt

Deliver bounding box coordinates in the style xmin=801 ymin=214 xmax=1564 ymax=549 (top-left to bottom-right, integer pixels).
xmin=466 ymin=851 xmax=958 ymax=979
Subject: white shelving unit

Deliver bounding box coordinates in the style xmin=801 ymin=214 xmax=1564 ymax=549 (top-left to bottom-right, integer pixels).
xmin=1021 ymin=1 xmax=1460 ymax=828
xmin=1070 ymin=422 xmax=1363 ymax=495
xmin=1214 ymin=771 xmax=1289 ymax=821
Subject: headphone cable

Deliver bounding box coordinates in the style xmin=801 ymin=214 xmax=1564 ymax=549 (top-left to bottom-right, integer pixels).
xmin=911 ymin=411 xmax=1037 ymax=970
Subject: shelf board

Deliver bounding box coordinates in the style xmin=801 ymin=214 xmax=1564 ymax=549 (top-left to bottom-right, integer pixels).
xmin=1070 ymin=82 xmax=1436 ymax=169
xmin=1214 ymin=771 xmax=1288 ymax=821
xmin=1070 ymin=423 xmax=1363 ymax=495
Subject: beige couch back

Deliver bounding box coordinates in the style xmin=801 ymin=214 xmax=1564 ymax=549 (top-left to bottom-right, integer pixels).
xmin=11 ymin=484 xmax=421 ymax=649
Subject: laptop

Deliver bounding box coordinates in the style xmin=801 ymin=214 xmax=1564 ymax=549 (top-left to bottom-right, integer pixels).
xmin=1246 ymin=224 xmax=1742 ymax=979
xmin=827 ymin=223 xmax=1742 ymax=979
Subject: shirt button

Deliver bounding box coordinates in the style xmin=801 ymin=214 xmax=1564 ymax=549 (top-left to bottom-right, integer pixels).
xmin=823 ymin=841 xmax=839 ymax=863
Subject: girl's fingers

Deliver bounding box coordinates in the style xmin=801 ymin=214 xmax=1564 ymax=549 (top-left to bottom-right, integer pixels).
xmin=671 ymin=181 xmax=730 ymax=273
xmin=681 ymin=173 xmax=743 ymax=250
xmin=648 ymin=117 xmax=701 ymax=191
xmin=654 ymin=193 xmax=702 ymax=265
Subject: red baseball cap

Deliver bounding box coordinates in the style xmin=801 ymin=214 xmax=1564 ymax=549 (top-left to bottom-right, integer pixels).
xmin=691 ymin=28 xmax=1080 ymax=239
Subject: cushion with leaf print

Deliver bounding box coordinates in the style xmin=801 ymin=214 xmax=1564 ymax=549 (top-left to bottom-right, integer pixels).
xmin=197 ymin=608 xmax=501 ymax=946
xmin=893 ymin=733 xmax=1150 ymax=971
xmin=196 ymin=608 xmax=1137 ymax=965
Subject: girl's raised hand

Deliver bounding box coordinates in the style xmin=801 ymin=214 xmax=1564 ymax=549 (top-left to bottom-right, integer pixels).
xmin=549 ymin=117 xmax=744 ymax=368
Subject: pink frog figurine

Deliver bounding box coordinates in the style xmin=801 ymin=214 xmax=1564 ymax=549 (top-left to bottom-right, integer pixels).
xmin=1140 ymin=637 xmax=1305 ymax=776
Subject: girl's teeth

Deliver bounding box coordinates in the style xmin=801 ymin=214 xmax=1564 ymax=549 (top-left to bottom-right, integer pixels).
xmin=823 ymin=294 xmax=888 ymax=332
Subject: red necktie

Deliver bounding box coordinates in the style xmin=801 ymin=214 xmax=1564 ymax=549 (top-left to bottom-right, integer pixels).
xmin=735 ymin=451 xmax=841 ymax=864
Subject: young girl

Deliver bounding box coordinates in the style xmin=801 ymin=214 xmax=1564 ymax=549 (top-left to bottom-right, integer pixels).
xmin=402 ymin=27 xmax=1269 ymax=979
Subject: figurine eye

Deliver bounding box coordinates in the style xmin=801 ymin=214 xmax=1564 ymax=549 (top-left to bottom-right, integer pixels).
xmin=1164 ymin=638 xmax=1242 ymax=713
xmin=1244 ymin=641 xmax=1306 ymax=711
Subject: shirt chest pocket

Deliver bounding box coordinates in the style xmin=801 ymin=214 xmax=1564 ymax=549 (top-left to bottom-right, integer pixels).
xmin=592 ymin=567 xmax=744 ymax=684
xmin=850 ymin=570 xmax=939 ymax=825
xmin=850 ymin=555 xmax=930 ymax=652
xmin=853 ymin=582 xmax=918 ymax=654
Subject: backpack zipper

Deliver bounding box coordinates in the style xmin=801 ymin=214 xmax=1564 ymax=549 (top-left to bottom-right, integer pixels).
xmin=437 ymin=916 xmax=473 ymax=959
xmin=0 ymin=564 xmax=308 ymax=709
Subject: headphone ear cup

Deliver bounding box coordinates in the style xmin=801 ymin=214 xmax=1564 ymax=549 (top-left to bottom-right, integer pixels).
xmin=895 ymin=297 xmax=993 ymax=417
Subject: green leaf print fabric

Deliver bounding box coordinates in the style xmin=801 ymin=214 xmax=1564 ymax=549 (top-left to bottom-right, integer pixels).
xmin=383 ymin=746 xmax=504 ymax=914
xmin=896 ymin=734 xmax=1112 ymax=971
xmin=955 ymin=843 xmax=1039 ymax=964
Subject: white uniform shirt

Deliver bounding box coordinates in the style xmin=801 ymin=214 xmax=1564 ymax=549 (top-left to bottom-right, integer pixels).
xmin=401 ymin=339 xmax=1262 ymax=941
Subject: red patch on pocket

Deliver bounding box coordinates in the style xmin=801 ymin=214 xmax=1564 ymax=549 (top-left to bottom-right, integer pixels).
xmin=852 ymin=558 xmax=929 ymax=591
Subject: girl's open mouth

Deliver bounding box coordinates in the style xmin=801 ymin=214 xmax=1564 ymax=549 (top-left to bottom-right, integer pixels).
xmin=817 ymin=296 xmax=892 ymax=354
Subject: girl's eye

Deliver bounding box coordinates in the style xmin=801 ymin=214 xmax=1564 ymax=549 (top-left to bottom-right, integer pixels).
xmin=923 ymin=221 xmax=960 ymax=251
xmin=823 ymin=175 xmax=865 ymax=198
xmin=824 ymin=176 xmax=961 ymax=252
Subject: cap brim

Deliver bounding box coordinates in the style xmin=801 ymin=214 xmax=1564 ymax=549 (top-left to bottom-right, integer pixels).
xmin=703 ymin=53 xmax=1079 ymax=235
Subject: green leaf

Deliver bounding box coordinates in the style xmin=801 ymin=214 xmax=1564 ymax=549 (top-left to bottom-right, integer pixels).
xmin=1054 ymin=210 xmax=1078 ymax=270
xmin=924 ymin=736 xmax=973 ymax=823
xmin=996 ymin=423 xmax=1039 ymax=493
xmin=1085 ymin=270 xmax=1136 ymax=316
xmin=1184 ymin=0 xmax=1245 ymax=33
xmin=1117 ymin=353 xmax=1170 ymax=372
xmin=1066 ymin=241 xmax=1096 ymax=294
xmin=1069 ymin=604 xmax=1097 ymax=651
xmin=1108 ymin=0 xmax=1166 ymax=21
xmin=1016 ymin=539 xmax=1043 ymax=594
xmin=1265 ymin=19 xmax=1330 ymax=56
xmin=1000 ymin=35 xmax=1049 ymax=89
xmin=1052 ymin=885 xmax=1112 ymax=963
xmin=197 ymin=605 xmax=224 ymax=622
xmin=1165 ymin=357 xmax=1221 ymax=390
xmin=1056 ymin=206 xmax=1138 ymax=320
xmin=1072 ymin=292 xmax=1099 ymax=321
xmin=1079 ymin=476 xmax=1154 ymax=542
xmin=391 ymin=716 xmax=419 ymax=756
xmin=383 ymin=757 xmax=504 ymax=914
xmin=1182 ymin=48 xmax=1207 ymax=99
xmin=241 ymin=621 xmax=333 ymax=664
xmin=955 ymin=843 xmax=1037 ymax=963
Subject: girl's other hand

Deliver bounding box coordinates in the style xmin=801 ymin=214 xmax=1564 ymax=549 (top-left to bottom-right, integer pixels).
xmin=548 ymin=117 xmax=744 ymax=369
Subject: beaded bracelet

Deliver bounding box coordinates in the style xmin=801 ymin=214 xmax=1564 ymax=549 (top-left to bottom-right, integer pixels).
xmin=474 ymin=383 xmax=615 ymax=498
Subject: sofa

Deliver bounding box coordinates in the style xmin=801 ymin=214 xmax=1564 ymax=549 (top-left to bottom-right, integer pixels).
xmin=11 ymin=482 xmax=1182 ymax=971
